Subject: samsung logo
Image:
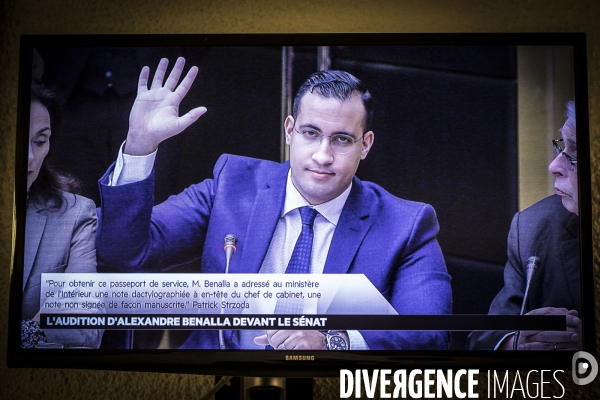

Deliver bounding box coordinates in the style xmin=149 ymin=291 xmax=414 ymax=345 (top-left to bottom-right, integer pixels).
xmin=285 ymin=355 xmax=315 ymax=361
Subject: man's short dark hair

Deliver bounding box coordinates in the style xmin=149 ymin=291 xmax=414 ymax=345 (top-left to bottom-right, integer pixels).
xmin=292 ymin=70 xmax=374 ymax=131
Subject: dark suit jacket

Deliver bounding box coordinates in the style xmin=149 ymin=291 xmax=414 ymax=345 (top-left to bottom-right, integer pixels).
xmin=23 ymin=192 xmax=103 ymax=348
xmin=97 ymin=154 xmax=452 ymax=350
xmin=468 ymin=195 xmax=580 ymax=350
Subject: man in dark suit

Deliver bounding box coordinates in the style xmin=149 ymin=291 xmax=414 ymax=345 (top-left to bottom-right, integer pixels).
xmin=468 ymin=100 xmax=582 ymax=351
xmin=96 ymin=58 xmax=451 ymax=350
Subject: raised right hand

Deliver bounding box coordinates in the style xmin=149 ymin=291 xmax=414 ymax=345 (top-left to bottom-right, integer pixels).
xmin=125 ymin=57 xmax=207 ymax=156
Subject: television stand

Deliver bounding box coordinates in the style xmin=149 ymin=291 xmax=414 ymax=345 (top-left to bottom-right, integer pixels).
xmin=214 ymin=376 xmax=313 ymax=400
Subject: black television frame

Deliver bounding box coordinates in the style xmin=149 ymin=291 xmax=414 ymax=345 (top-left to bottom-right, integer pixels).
xmin=7 ymin=33 xmax=594 ymax=375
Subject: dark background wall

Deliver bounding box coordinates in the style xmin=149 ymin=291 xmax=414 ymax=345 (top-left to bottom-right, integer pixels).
xmin=37 ymin=46 xmax=284 ymax=205
xmin=1 ymin=1 xmax=599 ymax=398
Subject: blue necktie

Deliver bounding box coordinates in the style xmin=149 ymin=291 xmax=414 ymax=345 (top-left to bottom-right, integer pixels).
xmin=267 ymin=207 xmax=319 ymax=349
xmin=271 ymin=206 xmax=319 ymax=320
xmin=238 ymin=207 xmax=321 ymax=350
xmin=285 ymin=206 xmax=319 ymax=274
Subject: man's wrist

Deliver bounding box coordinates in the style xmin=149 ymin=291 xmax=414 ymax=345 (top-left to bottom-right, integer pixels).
xmin=323 ymin=330 xmax=349 ymax=350
xmin=124 ymin=135 xmax=159 ymax=156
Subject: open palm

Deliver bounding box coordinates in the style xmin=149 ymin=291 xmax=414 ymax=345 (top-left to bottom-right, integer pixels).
xmin=126 ymin=57 xmax=207 ymax=155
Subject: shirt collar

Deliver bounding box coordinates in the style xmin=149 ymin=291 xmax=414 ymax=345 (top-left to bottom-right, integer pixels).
xmin=283 ymin=169 xmax=351 ymax=226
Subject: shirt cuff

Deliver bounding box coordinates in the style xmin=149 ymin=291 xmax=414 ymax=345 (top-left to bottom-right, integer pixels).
xmin=110 ymin=141 xmax=157 ymax=186
xmin=348 ymin=330 xmax=370 ymax=350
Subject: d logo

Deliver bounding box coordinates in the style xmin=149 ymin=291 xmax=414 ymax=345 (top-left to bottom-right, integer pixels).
xmin=572 ymin=351 xmax=598 ymax=385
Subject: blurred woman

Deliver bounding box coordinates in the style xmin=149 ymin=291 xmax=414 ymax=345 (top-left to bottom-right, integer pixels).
xmin=21 ymin=81 xmax=102 ymax=348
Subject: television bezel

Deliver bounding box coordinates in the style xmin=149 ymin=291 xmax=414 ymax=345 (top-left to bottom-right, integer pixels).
xmin=7 ymin=32 xmax=594 ymax=376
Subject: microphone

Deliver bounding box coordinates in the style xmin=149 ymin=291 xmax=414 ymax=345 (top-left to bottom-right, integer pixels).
xmin=514 ymin=256 xmax=541 ymax=350
xmin=223 ymin=234 xmax=238 ymax=274
xmin=220 ymin=234 xmax=237 ymax=350
xmin=520 ymin=256 xmax=540 ymax=315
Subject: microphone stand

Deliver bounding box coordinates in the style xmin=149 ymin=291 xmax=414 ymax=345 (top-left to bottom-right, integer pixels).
xmin=220 ymin=234 xmax=237 ymax=350
xmin=211 ymin=235 xmax=313 ymax=399
xmin=513 ymin=256 xmax=540 ymax=351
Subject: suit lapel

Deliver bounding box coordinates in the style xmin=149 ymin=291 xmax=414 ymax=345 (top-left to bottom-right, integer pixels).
xmin=23 ymin=206 xmax=47 ymax=291
xmin=323 ymin=177 xmax=373 ymax=274
xmin=234 ymin=162 xmax=289 ymax=274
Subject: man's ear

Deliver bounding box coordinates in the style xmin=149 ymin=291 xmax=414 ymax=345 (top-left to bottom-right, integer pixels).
xmin=284 ymin=115 xmax=295 ymax=145
xmin=360 ymin=131 xmax=374 ymax=160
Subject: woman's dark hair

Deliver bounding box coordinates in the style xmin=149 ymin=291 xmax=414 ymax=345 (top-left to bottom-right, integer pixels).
xmin=28 ymin=80 xmax=80 ymax=211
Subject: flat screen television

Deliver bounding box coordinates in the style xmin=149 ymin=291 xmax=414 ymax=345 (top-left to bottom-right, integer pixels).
xmin=7 ymin=33 xmax=594 ymax=377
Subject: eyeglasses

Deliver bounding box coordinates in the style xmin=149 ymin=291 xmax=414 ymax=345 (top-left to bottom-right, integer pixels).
xmin=293 ymin=128 xmax=364 ymax=155
xmin=552 ymin=138 xmax=577 ymax=171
